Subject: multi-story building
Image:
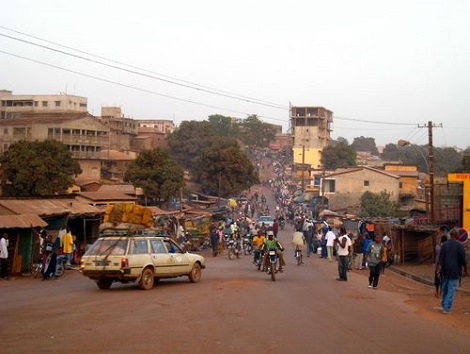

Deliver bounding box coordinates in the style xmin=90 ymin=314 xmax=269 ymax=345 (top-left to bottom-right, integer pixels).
xmin=137 ymin=119 xmax=175 ymax=135
xmin=0 ymin=90 xmax=87 ymax=119
xmin=0 ymin=112 xmax=110 ymax=181
xmin=290 ymin=106 xmax=333 ymax=190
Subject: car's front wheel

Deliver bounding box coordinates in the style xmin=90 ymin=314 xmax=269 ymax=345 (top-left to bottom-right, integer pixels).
xmin=139 ymin=267 xmax=155 ymax=290
xmin=188 ymin=263 xmax=202 ymax=283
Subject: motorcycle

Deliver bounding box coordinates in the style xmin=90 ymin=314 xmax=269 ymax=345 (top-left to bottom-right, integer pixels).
xmin=253 ymin=248 xmax=264 ymax=270
xmin=227 ymin=238 xmax=240 ymax=260
xmin=31 ymin=254 xmax=67 ymax=278
xmin=242 ymin=235 xmax=252 ymax=255
xmin=294 ymin=248 xmax=303 ymax=266
xmin=279 ymin=219 xmax=285 ymax=230
xmin=266 ymin=248 xmax=280 ymax=281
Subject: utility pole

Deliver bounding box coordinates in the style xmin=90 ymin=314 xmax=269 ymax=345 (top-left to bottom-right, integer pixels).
xmin=301 ymin=145 xmax=305 ymax=193
xmin=418 ymin=121 xmax=442 ymax=225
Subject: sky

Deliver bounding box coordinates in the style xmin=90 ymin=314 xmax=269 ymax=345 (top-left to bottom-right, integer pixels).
xmin=1 ymin=0 xmax=469 ymax=149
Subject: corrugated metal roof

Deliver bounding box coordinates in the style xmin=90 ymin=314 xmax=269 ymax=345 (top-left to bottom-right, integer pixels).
xmin=0 ymin=198 xmax=102 ymax=217
xmin=0 ymin=214 xmax=48 ymax=229
xmin=98 ymin=184 xmax=136 ymax=194
xmin=77 ymin=192 xmax=137 ymax=202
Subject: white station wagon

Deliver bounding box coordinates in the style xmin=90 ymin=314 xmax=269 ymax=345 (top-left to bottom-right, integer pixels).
xmin=80 ymin=229 xmax=206 ymax=290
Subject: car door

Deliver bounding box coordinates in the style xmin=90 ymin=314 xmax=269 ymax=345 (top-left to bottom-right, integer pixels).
xmin=128 ymin=239 xmax=151 ymax=276
xmin=149 ymin=239 xmax=173 ymax=277
xmin=163 ymin=239 xmax=191 ymax=275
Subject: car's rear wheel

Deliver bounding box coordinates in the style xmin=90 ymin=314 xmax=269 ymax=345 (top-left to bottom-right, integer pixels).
xmin=188 ymin=263 xmax=202 ymax=283
xmin=97 ymin=278 xmax=113 ymax=290
xmin=139 ymin=267 xmax=154 ymax=290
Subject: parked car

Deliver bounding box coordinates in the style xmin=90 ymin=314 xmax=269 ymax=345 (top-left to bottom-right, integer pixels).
xmin=256 ymin=215 xmax=274 ymax=229
xmin=80 ymin=229 xmax=205 ymax=290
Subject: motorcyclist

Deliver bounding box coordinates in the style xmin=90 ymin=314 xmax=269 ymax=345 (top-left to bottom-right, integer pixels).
xmin=261 ymin=231 xmax=286 ymax=272
xmin=252 ymin=230 xmax=266 ymax=264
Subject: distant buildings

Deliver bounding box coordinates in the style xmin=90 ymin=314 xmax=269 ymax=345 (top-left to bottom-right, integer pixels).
xmin=0 ymin=91 xmax=175 ymax=184
xmin=0 ymin=90 xmax=87 ymax=118
xmin=290 ymin=105 xmax=333 ymax=191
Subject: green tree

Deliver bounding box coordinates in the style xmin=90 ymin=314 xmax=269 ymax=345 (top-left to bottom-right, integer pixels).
xmin=167 ymin=120 xmax=216 ymax=169
xmin=124 ymin=148 xmax=185 ymax=206
xmin=461 ymin=148 xmax=470 ymax=172
xmin=381 ymin=143 xmax=401 ymax=161
xmin=360 ymin=191 xmax=399 ymax=217
xmin=239 ymin=114 xmax=276 ymax=148
xmin=321 ymin=142 xmax=357 ymax=170
xmin=351 ymin=136 xmax=379 ymax=155
xmin=0 ymin=140 xmax=82 ymax=196
xmin=208 ymin=114 xmax=238 ymax=137
xmin=193 ymin=146 xmax=259 ymax=197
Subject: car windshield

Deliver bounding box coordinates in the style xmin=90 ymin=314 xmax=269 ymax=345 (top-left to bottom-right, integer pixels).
xmin=85 ymin=239 xmax=128 ymax=256
xmin=259 ymin=216 xmax=273 ymax=222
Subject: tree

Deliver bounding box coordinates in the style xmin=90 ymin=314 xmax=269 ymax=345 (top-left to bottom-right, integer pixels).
xmin=167 ymin=120 xmax=217 ymax=169
xmin=0 ymin=140 xmax=82 ymax=196
xmin=124 ymin=148 xmax=184 ymax=206
xmin=193 ymin=146 xmax=259 ymax=197
xmin=208 ymin=114 xmax=238 ymax=137
xmin=321 ymin=142 xmax=357 ymax=170
xmin=351 ymin=136 xmax=379 ymax=155
xmin=360 ymin=191 xmax=399 ymax=217
xmin=239 ymin=114 xmax=276 ymax=148
xmin=381 ymin=143 xmax=401 ymax=161
xmin=461 ymin=148 xmax=470 ymax=172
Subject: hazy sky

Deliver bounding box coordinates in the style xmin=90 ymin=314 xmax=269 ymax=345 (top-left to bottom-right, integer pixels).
xmin=1 ymin=0 xmax=469 ymax=149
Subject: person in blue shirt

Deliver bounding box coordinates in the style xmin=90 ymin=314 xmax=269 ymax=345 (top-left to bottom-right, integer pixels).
xmin=438 ymin=229 xmax=467 ymax=314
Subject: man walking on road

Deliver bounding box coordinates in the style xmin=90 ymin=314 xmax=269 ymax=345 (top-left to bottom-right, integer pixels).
xmin=438 ymin=228 xmax=467 ymax=314
xmin=0 ymin=233 xmax=9 ymax=279
xmin=325 ymin=226 xmax=336 ymax=262
xmin=335 ymin=227 xmax=352 ymax=281
xmin=366 ymin=235 xmax=384 ymax=289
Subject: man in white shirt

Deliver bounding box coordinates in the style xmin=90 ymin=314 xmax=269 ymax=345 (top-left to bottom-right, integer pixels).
xmin=0 ymin=233 xmax=9 ymax=279
xmin=325 ymin=227 xmax=337 ymax=262
xmin=335 ymin=227 xmax=352 ymax=281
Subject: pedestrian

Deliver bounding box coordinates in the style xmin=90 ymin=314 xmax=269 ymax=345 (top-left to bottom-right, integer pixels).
xmin=366 ymin=234 xmax=384 ymax=289
xmin=438 ymin=229 xmax=467 ymax=314
xmin=209 ymin=222 xmax=219 ymax=257
xmin=362 ymin=233 xmax=372 ymax=268
xmin=434 ymin=235 xmax=447 ymax=298
xmin=0 ymin=233 xmax=9 ymax=279
xmin=381 ymin=238 xmax=388 ymax=274
xmin=325 ymin=226 xmax=337 ymax=262
xmin=347 ymin=233 xmax=354 ymax=270
xmin=354 ymin=233 xmax=364 ymax=270
xmin=303 ymin=219 xmax=314 ymax=257
xmin=42 ymin=233 xmax=58 ymax=280
xmin=62 ymin=228 xmax=74 ymax=268
xmin=335 ymin=227 xmax=352 ymax=281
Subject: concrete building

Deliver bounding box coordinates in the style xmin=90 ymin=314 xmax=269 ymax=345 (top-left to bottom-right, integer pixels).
xmin=323 ymin=166 xmax=400 ymax=212
xmin=0 ymin=90 xmax=87 ymax=119
xmin=290 ymin=106 xmax=333 ymax=190
xmin=0 ymin=112 xmax=110 ymax=181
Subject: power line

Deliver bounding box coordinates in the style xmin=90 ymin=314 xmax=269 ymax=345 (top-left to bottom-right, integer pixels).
xmin=0 ymin=27 xmax=287 ymax=110
xmin=0 ymin=49 xmax=288 ymax=123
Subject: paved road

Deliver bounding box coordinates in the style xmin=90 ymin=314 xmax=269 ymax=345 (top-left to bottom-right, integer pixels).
xmin=2 ymin=221 xmax=470 ymax=352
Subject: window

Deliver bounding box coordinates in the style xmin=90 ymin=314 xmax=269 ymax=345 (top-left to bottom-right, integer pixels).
xmin=130 ymin=240 xmax=148 ymax=254
xmin=55 ymin=101 xmax=61 ymax=107
xmin=42 ymin=101 xmax=48 ymax=107
xmin=364 ymin=180 xmax=370 ymax=187
xmin=3 ymin=128 xmax=8 ymax=134
xmin=399 ymin=182 xmax=403 ymax=189
xmin=327 ymin=180 xmax=336 ymax=193
xmin=151 ymin=240 xmax=167 ymax=254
